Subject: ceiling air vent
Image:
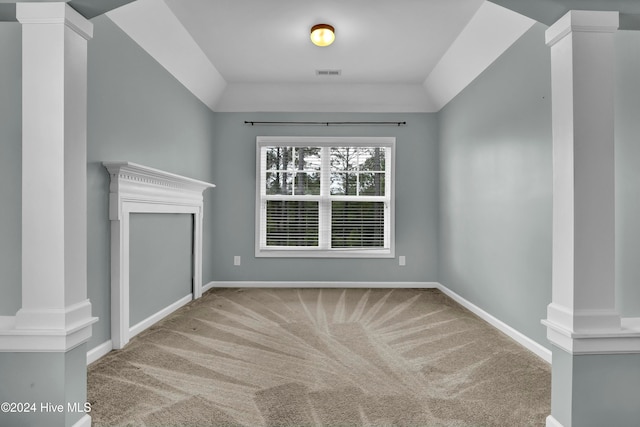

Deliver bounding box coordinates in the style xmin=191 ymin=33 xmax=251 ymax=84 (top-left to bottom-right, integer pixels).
xmin=316 ymin=69 xmax=342 ymax=76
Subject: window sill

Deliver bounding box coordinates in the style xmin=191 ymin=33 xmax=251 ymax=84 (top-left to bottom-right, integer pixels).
xmin=255 ymin=248 xmax=394 ymax=259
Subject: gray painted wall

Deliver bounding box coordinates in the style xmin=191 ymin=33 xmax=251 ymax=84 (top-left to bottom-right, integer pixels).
xmin=210 ymin=112 xmax=439 ymax=283
xmin=86 ymin=15 xmax=216 ymax=349
xmin=129 ymin=213 xmax=193 ymax=326
xmin=0 ymin=22 xmax=21 ymax=316
xmin=438 ymin=23 xmax=640 ymax=347
xmin=438 ymin=23 xmax=553 ymax=348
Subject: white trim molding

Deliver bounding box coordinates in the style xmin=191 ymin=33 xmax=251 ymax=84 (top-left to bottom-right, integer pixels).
xmin=72 ymin=414 xmax=92 ymax=427
xmin=205 ymin=281 xmax=438 ymax=290
xmin=436 ymin=285 xmax=552 ymax=364
xmin=542 ymin=317 xmax=640 ymax=355
xmin=0 ymin=311 xmax=97 ymax=353
xmin=16 ymin=1 xmax=93 ymax=40
xmin=129 ymin=294 xmax=192 ymax=339
xmin=546 ymin=415 xmax=564 ymax=427
xmin=0 ymin=300 xmax=97 ymax=352
xmin=104 ymin=162 xmax=215 ymax=349
xmin=545 ymin=10 xmax=619 ymax=47
xmin=204 ymin=281 xmax=551 ymax=363
xmin=86 ymin=294 xmax=195 ymax=365
xmin=87 ymin=340 xmax=113 ymax=365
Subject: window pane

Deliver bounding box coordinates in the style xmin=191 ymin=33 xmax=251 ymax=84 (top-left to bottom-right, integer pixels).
xmin=266 ymin=201 xmax=319 ymax=247
xmin=266 ymin=147 xmax=294 ymax=170
xmin=358 ymin=147 xmax=386 ymax=171
xmin=331 ymin=201 xmax=385 ymax=248
xmin=258 ymin=137 xmax=393 ymax=257
xmin=296 ymin=147 xmax=322 ymax=171
xmin=266 ymin=172 xmax=293 ymax=195
xmin=294 ymin=172 xmax=321 ymax=195
xmin=331 ymin=147 xmax=357 ymax=171
xmin=358 ymin=172 xmax=385 ymax=196
xmin=330 ymin=173 xmax=358 ymax=195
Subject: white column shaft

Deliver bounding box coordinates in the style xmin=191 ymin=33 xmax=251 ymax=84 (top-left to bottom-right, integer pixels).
xmin=546 ymin=10 xmax=620 ymax=335
xmin=16 ymin=2 xmax=93 ymax=330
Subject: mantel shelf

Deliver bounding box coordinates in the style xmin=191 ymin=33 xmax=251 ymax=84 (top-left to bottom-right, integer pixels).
xmin=103 ymin=161 xmax=215 ymax=194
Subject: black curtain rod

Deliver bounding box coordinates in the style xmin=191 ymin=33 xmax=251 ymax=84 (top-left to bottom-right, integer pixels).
xmin=244 ymin=120 xmax=406 ymax=127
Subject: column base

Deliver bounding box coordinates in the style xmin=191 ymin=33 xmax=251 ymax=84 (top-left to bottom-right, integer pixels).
xmin=0 ymin=301 xmax=97 ymax=352
xmin=547 ymin=303 xmax=621 ymax=332
xmin=15 ymin=299 xmax=94 ymax=330
xmin=542 ymin=316 xmax=640 ymax=354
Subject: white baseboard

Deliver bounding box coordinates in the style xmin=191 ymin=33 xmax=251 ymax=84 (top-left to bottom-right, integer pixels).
xmin=72 ymin=414 xmax=91 ymax=427
xmin=86 ymin=295 xmax=194 ymax=365
xmin=205 ymin=281 xmax=438 ymax=289
xmin=202 ymin=281 xmax=217 ymax=293
xmin=435 ymin=284 xmax=552 ymax=364
xmin=546 ymin=415 xmax=563 ymax=427
xmin=129 ymin=294 xmax=193 ymax=339
xmin=86 ymin=339 xmax=113 ymax=365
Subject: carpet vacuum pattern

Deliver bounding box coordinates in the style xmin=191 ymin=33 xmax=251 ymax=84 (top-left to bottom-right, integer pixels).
xmin=88 ymin=288 xmax=550 ymax=426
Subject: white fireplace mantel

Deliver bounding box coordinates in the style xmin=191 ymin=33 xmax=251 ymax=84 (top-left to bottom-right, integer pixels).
xmin=103 ymin=162 xmax=215 ymax=349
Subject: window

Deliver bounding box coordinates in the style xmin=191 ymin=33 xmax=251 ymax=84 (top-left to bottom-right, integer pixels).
xmin=256 ymin=136 xmax=395 ymax=258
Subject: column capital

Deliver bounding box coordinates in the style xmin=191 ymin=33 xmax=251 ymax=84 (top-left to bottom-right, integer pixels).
xmin=16 ymin=2 xmax=93 ymax=40
xmin=546 ymin=10 xmax=619 ymax=47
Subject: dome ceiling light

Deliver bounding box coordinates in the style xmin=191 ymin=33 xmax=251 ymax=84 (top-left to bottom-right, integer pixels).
xmin=310 ymin=24 xmax=335 ymax=47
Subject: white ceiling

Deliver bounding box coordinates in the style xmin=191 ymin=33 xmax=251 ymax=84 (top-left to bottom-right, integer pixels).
xmin=107 ymin=0 xmax=536 ymax=112
xmin=164 ymin=0 xmax=483 ymax=84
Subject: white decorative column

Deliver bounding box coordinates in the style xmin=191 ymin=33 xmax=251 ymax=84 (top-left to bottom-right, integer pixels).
xmin=544 ymin=10 xmax=620 ymax=346
xmin=543 ymin=10 xmax=640 ymax=427
xmin=0 ymin=3 xmax=96 ymax=427
xmin=14 ymin=1 xmax=96 ymax=345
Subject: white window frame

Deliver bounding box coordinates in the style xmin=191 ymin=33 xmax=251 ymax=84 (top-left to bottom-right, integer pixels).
xmin=255 ymin=136 xmax=395 ymax=258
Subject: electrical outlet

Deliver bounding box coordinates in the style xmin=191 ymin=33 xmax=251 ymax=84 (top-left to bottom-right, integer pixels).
xmin=234 ymin=256 xmax=241 ymax=266
xmin=399 ymin=255 xmax=406 ymax=266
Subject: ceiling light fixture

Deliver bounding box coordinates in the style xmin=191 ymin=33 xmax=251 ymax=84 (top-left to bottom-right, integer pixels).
xmin=310 ymin=24 xmax=335 ymax=47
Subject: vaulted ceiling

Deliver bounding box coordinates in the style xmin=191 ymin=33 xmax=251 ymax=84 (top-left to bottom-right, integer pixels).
xmin=2 ymin=0 xmax=639 ymax=112
xmin=104 ymin=0 xmax=536 ymax=112
xmin=164 ymin=0 xmax=484 ymax=85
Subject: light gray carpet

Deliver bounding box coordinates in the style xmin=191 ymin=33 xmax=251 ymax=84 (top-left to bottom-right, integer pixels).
xmin=88 ymin=288 xmax=550 ymax=426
